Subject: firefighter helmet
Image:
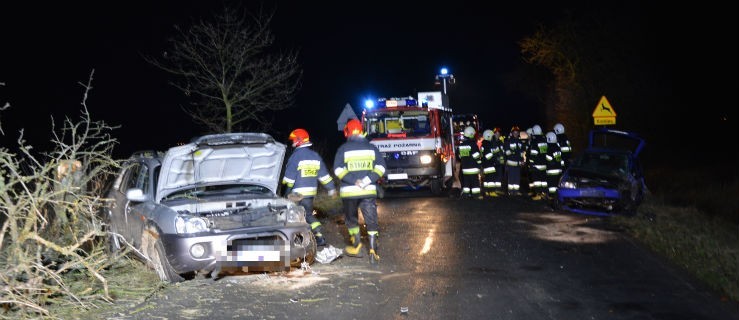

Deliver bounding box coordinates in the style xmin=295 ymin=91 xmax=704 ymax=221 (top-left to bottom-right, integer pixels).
xmin=532 ymin=125 xmax=542 ymax=135
xmin=344 ymin=119 xmax=364 ymax=138
xmin=519 ymin=131 xmax=529 ymax=140
xmin=554 ymin=123 xmax=565 ymax=134
xmin=482 ymin=129 xmax=494 ymax=141
xmin=546 ymin=131 xmax=557 ymax=143
xmin=463 ymin=126 xmax=476 ymax=138
xmin=493 ymin=127 xmax=501 ymax=134
xmin=510 ymin=126 xmax=520 ymax=133
xmin=288 ymin=128 xmax=310 ymax=147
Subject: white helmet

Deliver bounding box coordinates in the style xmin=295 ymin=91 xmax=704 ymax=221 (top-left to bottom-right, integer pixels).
xmin=546 ymin=131 xmax=557 ymax=143
xmin=532 ymin=124 xmax=542 ymax=135
xmin=463 ymin=126 xmax=476 ymax=138
xmin=526 ymin=128 xmax=533 ymax=136
xmin=554 ymin=123 xmax=565 ymax=134
xmin=519 ymin=131 xmax=529 ymax=140
xmin=482 ymin=129 xmax=494 ymax=141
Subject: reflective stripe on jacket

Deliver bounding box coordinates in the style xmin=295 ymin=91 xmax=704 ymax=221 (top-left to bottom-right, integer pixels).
xmin=282 ymin=145 xmax=335 ymax=197
xmin=333 ymin=135 xmax=386 ymax=199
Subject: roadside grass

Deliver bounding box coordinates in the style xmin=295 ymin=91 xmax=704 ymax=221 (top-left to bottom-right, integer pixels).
xmin=611 ymin=163 xmax=739 ymax=302
xmin=43 ymin=257 xmax=166 ymax=319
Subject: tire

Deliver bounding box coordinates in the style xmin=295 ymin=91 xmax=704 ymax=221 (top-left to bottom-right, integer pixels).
xmin=291 ymin=231 xmax=317 ymax=267
xmin=141 ymin=226 xmax=184 ymax=283
xmin=106 ymin=229 xmax=122 ymax=258
xmin=430 ymin=178 xmax=443 ymax=196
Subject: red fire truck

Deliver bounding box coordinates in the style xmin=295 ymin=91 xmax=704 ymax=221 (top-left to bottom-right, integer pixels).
xmin=362 ymin=92 xmax=456 ymax=195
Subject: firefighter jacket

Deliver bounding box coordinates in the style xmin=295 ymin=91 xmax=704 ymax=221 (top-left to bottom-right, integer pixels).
xmin=458 ymin=137 xmax=481 ymax=175
xmin=282 ymin=144 xmax=336 ymax=197
xmin=545 ymin=142 xmax=564 ymax=176
xmin=504 ymin=137 xmax=524 ymax=166
xmin=556 ymin=133 xmax=573 ymax=164
xmin=528 ymin=134 xmax=548 ymax=171
xmin=333 ymin=135 xmax=386 ymax=199
xmin=493 ymin=137 xmax=506 ymax=165
xmin=480 ymin=139 xmax=498 ymax=174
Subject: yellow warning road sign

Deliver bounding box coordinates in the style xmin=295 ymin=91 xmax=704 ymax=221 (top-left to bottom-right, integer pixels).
xmin=592 ymin=96 xmax=616 ymax=125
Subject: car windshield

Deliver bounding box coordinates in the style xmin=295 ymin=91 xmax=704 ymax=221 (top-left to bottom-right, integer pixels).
xmin=162 ymin=184 xmax=272 ymax=201
xmin=364 ymin=110 xmax=431 ymax=139
xmin=572 ymin=152 xmax=629 ymax=177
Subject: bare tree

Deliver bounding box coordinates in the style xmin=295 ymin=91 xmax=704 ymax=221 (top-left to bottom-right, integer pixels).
xmin=0 ymin=71 xmax=122 ymax=317
xmin=146 ymin=5 xmax=302 ymax=133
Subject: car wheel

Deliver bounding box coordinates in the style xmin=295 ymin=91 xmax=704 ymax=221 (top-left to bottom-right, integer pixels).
xmin=106 ymin=227 xmax=122 ymax=257
xmin=293 ymin=232 xmax=317 ymax=267
xmin=141 ymin=226 xmax=184 ymax=283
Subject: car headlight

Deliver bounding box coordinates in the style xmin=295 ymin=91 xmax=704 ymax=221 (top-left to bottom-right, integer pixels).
xmin=559 ymin=178 xmax=577 ymax=189
xmin=419 ymin=154 xmax=433 ymax=164
xmin=286 ymin=203 xmax=306 ymax=224
xmin=175 ymin=215 xmax=209 ymax=234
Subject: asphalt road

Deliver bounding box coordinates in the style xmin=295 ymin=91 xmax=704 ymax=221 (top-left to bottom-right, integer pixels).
xmin=99 ymin=191 xmax=739 ymax=320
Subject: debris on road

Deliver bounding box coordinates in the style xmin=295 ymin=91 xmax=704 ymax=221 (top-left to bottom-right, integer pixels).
xmin=315 ymin=245 xmax=343 ymax=264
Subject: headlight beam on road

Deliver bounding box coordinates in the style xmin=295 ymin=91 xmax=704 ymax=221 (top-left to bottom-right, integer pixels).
xmin=419 ymin=228 xmax=435 ymax=255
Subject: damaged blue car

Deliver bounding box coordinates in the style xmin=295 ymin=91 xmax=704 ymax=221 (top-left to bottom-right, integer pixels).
xmin=556 ymin=128 xmax=647 ymax=216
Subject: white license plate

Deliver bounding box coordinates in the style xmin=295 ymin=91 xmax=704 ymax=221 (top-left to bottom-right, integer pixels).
xmin=226 ymin=250 xmax=281 ymax=262
xmin=387 ymin=173 xmax=408 ymax=180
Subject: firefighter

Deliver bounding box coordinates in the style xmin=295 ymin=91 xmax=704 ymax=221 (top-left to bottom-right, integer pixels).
xmin=504 ymin=126 xmax=525 ymax=196
xmin=545 ymin=131 xmax=564 ymax=204
xmin=480 ymin=129 xmax=499 ymax=198
xmin=282 ymin=128 xmax=337 ymax=246
xmin=527 ymin=124 xmax=548 ymax=200
xmin=491 ymin=127 xmax=506 ymax=196
xmin=553 ymin=123 xmax=573 ymax=168
xmin=333 ymin=119 xmax=386 ymax=264
xmin=458 ymin=126 xmax=482 ymax=199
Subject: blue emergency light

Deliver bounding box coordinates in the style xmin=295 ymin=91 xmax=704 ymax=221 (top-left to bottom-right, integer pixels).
xmin=364 ymin=99 xmax=375 ymax=109
xmin=375 ymin=97 xmax=418 ymax=108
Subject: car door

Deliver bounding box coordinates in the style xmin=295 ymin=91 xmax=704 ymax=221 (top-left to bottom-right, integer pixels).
xmin=107 ymin=162 xmax=137 ymax=244
xmin=126 ymin=162 xmax=152 ymax=248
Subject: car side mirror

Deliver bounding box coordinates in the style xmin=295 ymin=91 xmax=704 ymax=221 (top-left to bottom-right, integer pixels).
xmin=126 ymin=188 xmax=149 ymax=202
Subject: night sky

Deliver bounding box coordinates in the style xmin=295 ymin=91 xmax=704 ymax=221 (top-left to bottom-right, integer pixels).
xmin=1 ymin=1 xmax=737 ymax=164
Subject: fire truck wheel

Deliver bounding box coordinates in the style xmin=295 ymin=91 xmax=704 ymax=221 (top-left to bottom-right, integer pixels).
xmin=430 ymin=178 xmax=443 ymax=195
xmin=377 ymin=185 xmax=385 ymax=199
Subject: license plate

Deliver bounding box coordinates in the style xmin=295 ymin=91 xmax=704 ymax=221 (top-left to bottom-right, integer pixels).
xmin=242 ymin=250 xmax=280 ymax=262
xmin=387 ymin=173 xmax=408 ymax=180
xmin=581 ymin=189 xmax=604 ymax=197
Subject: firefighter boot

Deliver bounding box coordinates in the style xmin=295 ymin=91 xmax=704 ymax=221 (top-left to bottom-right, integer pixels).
xmin=345 ymin=233 xmax=363 ymax=257
xmin=313 ymin=226 xmax=326 ymax=246
xmin=368 ymin=234 xmax=380 ymax=264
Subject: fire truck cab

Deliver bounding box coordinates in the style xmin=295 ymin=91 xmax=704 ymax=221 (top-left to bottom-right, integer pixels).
xmin=362 ymin=92 xmax=456 ymax=195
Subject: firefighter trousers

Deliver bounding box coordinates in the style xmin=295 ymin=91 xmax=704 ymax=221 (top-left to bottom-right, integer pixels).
xmin=343 ymin=197 xmax=379 ymax=233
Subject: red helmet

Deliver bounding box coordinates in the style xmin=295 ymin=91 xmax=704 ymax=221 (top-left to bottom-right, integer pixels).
xmin=288 ymin=128 xmax=310 ymax=147
xmin=343 ymin=119 xmax=363 ymax=138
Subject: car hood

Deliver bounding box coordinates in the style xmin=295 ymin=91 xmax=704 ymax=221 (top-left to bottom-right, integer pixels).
xmin=588 ymin=128 xmax=645 ymax=157
xmin=565 ymin=167 xmax=627 ymax=188
xmin=156 ymin=133 xmax=286 ymax=203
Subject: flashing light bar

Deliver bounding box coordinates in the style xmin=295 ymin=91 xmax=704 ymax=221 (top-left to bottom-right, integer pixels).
xmin=375 ymin=97 xmax=418 ymax=108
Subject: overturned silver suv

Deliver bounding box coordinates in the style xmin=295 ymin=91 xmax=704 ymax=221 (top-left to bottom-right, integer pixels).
xmin=103 ymin=133 xmax=316 ymax=282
